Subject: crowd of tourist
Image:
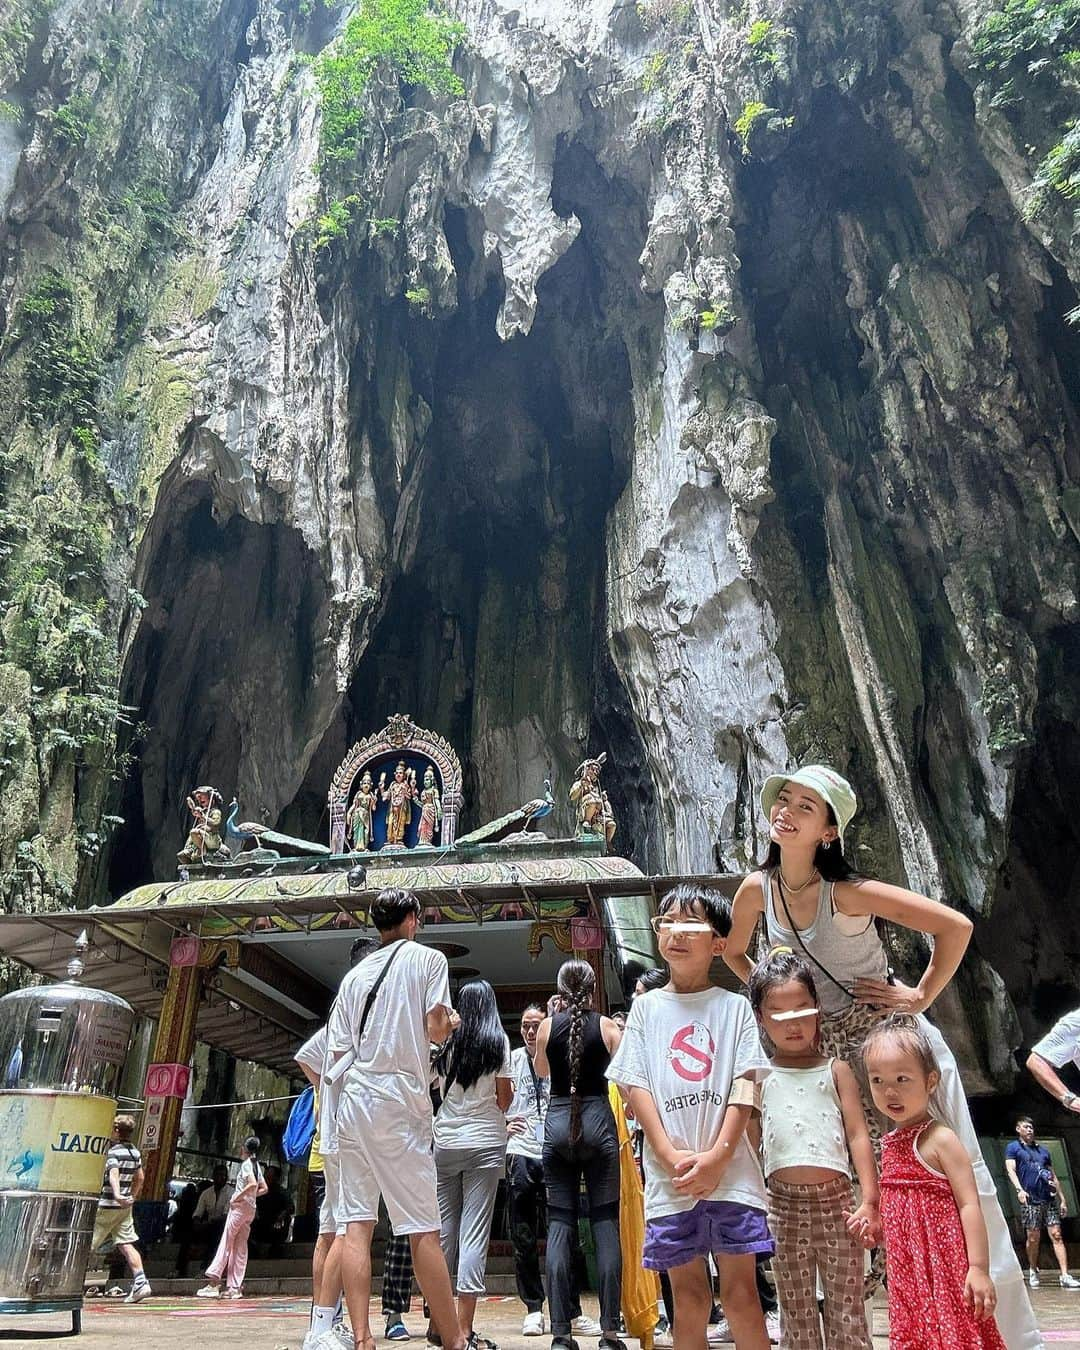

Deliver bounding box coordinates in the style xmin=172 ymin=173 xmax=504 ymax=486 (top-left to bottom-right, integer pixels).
xmin=280 ymin=762 xmax=1074 ymax=1350
xmin=100 ymin=762 xmax=1080 ymax=1348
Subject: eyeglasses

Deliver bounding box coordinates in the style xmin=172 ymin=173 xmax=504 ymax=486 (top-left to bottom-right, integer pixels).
xmin=649 ymin=916 xmax=715 ymax=935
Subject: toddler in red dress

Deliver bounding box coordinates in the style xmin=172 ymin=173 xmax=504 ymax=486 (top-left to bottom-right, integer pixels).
xmin=863 ymin=1015 xmax=1006 ymax=1350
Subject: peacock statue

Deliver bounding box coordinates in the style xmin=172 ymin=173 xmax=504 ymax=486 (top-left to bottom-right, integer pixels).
xmin=222 ymin=799 xmax=332 ymax=862
xmin=224 ymin=798 xmax=268 ymax=851
xmin=521 ymin=779 xmax=555 ymax=830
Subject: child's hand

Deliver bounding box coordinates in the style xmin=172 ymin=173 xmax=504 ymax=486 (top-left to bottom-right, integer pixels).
xmin=964 ymin=1267 xmax=997 ymax=1322
xmin=671 ymin=1151 xmax=729 ymax=1198
xmin=842 ymin=1200 xmax=881 ymax=1248
xmin=658 ymin=1147 xmax=695 ymax=1179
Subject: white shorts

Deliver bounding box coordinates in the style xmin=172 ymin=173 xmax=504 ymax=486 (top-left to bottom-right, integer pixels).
xmin=336 ymin=1089 xmax=440 ymax=1234
xmin=319 ymin=1153 xmax=345 ymax=1237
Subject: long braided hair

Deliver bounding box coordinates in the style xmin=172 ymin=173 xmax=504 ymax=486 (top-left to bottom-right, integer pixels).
xmin=557 ymin=959 xmax=595 ymax=1146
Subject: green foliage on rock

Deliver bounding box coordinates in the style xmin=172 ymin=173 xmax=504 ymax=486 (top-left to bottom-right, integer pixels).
xmin=732 ymin=99 xmax=794 ymax=157
xmin=311 ymin=0 xmax=464 ymax=248
xmin=9 ymin=272 xmax=103 ymax=430
xmin=972 ymin=0 xmax=1080 ymax=70
xmin=47 ymin=93 xmax=100 ymax=149
xmin=0 ymin=0 xmax=53 ymax=87
xmin=699 ymin=302 xmax=738 ymax=333
xmin=973 ymin=0 xmax=1080 ymax=232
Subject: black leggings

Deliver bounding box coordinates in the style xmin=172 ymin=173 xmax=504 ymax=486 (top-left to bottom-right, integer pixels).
xmin=543 ymin=1097 xmax=621 ymax=1338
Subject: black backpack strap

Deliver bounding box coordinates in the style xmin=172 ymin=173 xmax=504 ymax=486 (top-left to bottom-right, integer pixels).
xmin=773 ymin=872 xmax=855 ymax=1002
xmin=356 ymin=940 xmax=407 ymax=1045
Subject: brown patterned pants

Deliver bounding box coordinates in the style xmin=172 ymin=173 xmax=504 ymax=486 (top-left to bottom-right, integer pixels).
xmin=767 ymin=1177 xmax=872 ymax=1350
xmin=820 ymin=1002 xmax=888 ymax=1295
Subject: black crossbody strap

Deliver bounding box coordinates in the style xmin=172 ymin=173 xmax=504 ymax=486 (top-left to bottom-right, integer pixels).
xmin=772 ymin=871 xmax=855 ymax=1002
xmin=357 ymin=940 xmax=406 ymax=1045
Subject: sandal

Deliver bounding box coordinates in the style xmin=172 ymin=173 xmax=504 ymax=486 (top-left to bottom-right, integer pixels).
xmin=599 ymin=1340 xmax=627 ymax=1350
xmin=550 ymin=1340 xmax=580 ymax=1350
xmin=467 ymin=1337 xmax=499 ymax=1350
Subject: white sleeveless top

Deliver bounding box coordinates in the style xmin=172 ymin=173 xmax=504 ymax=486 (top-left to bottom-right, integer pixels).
xmin=761 ymin=1060 xmax=850 ymax=1179
xmin=761 ymin=869 xmax=888 ymax=1016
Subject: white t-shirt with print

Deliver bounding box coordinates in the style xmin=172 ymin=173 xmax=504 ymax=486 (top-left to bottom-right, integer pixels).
xmin=434 ymin=1035 xmax=513 ymax=1152
xmin=606 ymin=986 xmax=770 ymax=1220
xmin=1032 ymin=1009 xmax=1080 ymax=1073
xmin=327 ymin=940 xmax=451 ymax=1143
xmin=506 ymin=1046 xmax=550 ymax=1161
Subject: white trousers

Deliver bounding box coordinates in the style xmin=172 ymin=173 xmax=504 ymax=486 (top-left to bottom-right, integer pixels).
xmin=922 ymin=1017 xmax=1043 ymax=1350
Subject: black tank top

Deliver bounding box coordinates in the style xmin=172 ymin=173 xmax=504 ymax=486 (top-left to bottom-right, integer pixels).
xmin=547 ymin=1010 xmax=610 ymax=1098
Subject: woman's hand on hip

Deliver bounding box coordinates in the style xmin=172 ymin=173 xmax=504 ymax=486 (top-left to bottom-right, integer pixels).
xmin=853 ymin=977 xmax=927 ymax=1014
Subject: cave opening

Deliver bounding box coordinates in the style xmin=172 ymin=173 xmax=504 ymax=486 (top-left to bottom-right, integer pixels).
xmin=978 ymin=623 xmax=1080 ymax=1038
xmin=280 ymin=141 xmax=662 ymax=864
xmin=108 ymin=477 xmax=334 ymax=891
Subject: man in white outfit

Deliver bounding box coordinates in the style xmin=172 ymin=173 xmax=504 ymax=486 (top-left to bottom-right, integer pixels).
xmin=326 ymin=889 xmax=464 ymax=1350
xmin=1027 ymin=1007 xmax=1080 ymax=1116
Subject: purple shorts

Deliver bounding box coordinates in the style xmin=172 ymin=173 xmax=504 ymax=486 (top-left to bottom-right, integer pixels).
xmin=643 ymin=1200 xmax=773 ymax=1269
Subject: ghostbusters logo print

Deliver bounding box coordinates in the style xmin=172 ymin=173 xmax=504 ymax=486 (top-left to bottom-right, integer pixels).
xmin=668 ymin=1022 xmax=715 ymax=1083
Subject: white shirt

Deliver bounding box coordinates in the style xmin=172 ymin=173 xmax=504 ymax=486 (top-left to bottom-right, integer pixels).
xmin=607 ymin=986 xmax=770 ymax=1219
xmin=296 ymin=1025 xmax=330 ymax=1154
xmin=434 ymin=1035 xmax=512 ymax=1151
xmin=506 ymin=1045 xmax=550 ymax=1161
xmin=1032 ymin=1009 xmax=1080 ymax=1073
xmin=193 ymin=1182 xmax=233 ymax=1221
xmin=327 ymin=940 xmax=451 ymax=1137
xmin=234 ymin=1158 xmax=260 ymax=1208
xmin=296 ymin=1026 xmax=326 ymax=1078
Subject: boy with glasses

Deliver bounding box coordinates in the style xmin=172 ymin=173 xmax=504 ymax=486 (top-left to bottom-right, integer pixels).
xmin=608 ymin=885 xmax=773 ymax=1350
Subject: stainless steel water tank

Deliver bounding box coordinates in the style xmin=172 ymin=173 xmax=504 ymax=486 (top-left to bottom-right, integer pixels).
xmin=0 ymin=980 xmax=134 ymax=1331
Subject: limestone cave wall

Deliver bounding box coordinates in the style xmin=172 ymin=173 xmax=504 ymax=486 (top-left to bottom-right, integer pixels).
xmin=1 ymin=0 xmax=1079 ymax=1091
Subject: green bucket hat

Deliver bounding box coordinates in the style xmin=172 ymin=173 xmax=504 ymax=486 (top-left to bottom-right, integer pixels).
xmin=759 ymin=764 xmax=858 ymax=844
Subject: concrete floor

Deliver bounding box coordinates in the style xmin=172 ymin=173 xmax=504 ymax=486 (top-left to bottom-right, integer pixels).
xmin=1 ymin=1289 xmax=1079 ymax=1349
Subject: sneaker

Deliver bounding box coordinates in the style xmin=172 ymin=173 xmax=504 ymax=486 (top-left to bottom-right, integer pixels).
xmin=572 ymin=1317 xmax=602 ymax=1337
xmin=522 ymin=1314 xmax=545 ymax=1337
xmin=196 ymin=1284 xmax=220 ymax=1298
xmin=386 ymin=1319 xmax=412 ymax=1340
xmin=315 ymin=1333 xmax=353 ymax=1350
xmin=1061 ymin=1272 xmax=1080 ymax=1289
xmin=223 ymin=1289 xmax=244 ymax=1299
xmin=707 ymin=1321 xmax=732 ymax=1343
xmin=764 ymin=1311 xmax=781 ymax=1344
xmin=1028 ymin=1269 xmax=1040 ymax=1288
xmin=652 ymin=1325 xmax=672 ymax=1349
xmin=124 ymin=1281 xmax=152 ymax=1305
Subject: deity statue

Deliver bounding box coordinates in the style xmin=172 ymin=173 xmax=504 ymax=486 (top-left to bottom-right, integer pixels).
xmin=178 ymin=786 xmax=231 ymax=864
xmin=569 ymin=753 xmax=617 ymax=848
xmin=346 ymin=771 xmax=378 ymax=853
xmin=379 ymin=761 xmax=416 ymax=847
xmin=416 ymin=765 xmax=443 ymax=846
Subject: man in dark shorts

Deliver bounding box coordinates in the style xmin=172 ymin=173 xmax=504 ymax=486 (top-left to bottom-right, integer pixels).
xmin=1004 ymin=1115 xmax=1078 ymax=1289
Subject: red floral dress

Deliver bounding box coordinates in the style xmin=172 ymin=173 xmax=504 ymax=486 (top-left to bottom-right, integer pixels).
xmin=880 ymin=1122 xmax=1007 ymax=1350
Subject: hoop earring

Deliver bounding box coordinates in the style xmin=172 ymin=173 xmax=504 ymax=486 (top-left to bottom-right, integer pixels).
xmin=824 ymin=839 xmax=834 ymax=851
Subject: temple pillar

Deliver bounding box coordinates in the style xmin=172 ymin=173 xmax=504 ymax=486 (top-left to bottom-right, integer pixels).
xmin=141 ymin=953 xmax=203 ymax=1202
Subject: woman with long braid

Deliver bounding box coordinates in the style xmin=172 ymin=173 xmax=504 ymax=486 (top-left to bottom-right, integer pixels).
xmin=534 ymin=961 xmax=624 ymax=1350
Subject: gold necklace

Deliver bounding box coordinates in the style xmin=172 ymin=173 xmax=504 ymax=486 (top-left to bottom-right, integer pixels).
xmin=778 ymin=866 xmax=818 ymax=894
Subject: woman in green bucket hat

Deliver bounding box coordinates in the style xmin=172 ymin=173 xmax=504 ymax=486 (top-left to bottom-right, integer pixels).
xmin=723 ymin=764 xmax=1042 ymax=1350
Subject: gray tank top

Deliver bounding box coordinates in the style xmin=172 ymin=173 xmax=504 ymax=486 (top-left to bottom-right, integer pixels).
xmin=760 ymin=869 xmax=888 ymax=1016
